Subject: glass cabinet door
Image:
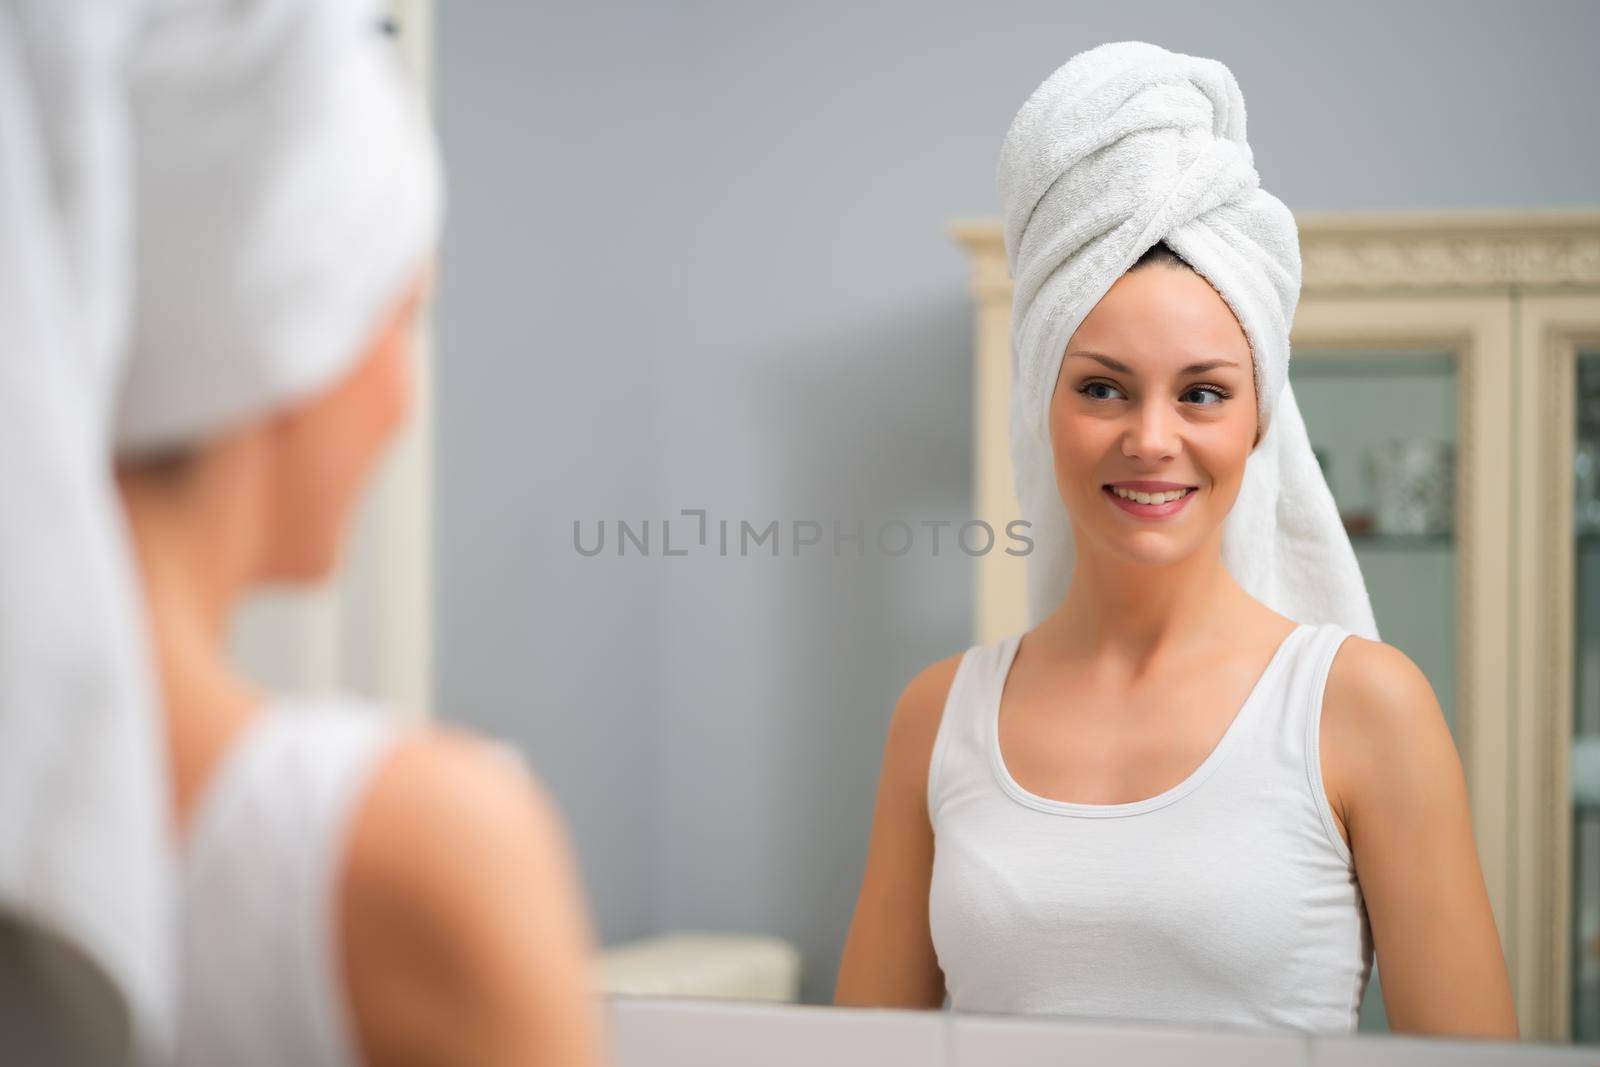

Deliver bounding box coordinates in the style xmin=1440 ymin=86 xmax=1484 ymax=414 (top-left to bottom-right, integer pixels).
xmin=1289 ymin=346 xmax=1462 ymax=1033
xmin=1572 ymin=350 xmax=1600 ymax=1043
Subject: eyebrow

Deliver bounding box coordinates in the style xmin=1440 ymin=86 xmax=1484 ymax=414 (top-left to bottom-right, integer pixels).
xmin=1068 ymin=351 xmax=1243 ymax=376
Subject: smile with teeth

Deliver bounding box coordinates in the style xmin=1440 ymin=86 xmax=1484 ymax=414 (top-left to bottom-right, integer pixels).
xmin=1109 ymin=486 xmax=1195 ymax=504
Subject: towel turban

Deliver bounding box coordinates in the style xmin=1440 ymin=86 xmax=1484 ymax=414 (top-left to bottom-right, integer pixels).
xmin=117 ymin=0 xmax=443 ymax=453
xmin=998 ymin=41 xmax=1379 ymax=640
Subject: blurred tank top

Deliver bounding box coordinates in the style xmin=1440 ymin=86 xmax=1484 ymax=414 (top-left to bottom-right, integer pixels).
xmin=927 ymin=621 xmax=1374 ymax=1032
xmin=177 ymin=697 xmax=400 ymax=1066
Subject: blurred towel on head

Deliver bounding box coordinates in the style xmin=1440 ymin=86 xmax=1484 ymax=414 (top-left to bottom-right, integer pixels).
xmin=0 ymin=0 xmax=440 ymax=1062
xmin=118 ymin=0 xmax=443 ymax=453
xmin=996 ymin=40 xmax=1378 ymax=639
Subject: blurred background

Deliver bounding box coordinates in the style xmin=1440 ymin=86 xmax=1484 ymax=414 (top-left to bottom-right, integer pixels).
xmin=243 ymin=0 xmax=1600 ymax=1042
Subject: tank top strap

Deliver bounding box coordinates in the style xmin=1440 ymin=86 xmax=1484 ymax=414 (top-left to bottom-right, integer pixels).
xmin=179 ymin=696 xmax=404 ymax=1067
xmin=1252 ymin=620 xmax=1360 ymax=867
xmin=927 ymin=632 xmax=1022 ymax=820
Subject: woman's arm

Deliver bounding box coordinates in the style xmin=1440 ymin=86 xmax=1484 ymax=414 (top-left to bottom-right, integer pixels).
xmin=1322 ymin=638 xmax=1518 ymax=1038
xmin=834 ymin=654 xmax=962 ymax=1008
xmin=338 ymin=729 xmax=605 ymax=1067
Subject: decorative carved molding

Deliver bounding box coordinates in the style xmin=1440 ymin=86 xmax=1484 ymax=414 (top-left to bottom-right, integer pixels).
xmin=1299 ymin=211 xmax=1600 ymax=291
xmin=950 ymin=210 xmax=1600 ymax=294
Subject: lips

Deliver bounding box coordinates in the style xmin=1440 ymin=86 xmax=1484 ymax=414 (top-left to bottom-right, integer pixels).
xmin=1101 ymin=484 xmax=1197 ymax=520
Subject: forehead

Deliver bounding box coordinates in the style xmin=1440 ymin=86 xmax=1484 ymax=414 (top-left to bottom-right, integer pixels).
xmin=1067 ymin=267 xmax=1252 ymax=370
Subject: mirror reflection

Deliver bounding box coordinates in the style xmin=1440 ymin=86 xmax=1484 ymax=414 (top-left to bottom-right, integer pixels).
xmin=419 ymin=4 xmax=1596 ymax=1056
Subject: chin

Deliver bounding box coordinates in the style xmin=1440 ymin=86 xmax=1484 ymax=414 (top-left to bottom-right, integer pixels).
xmin=1091 ymin=529 xmax=1182 ymax=565
xmin=1082 ymin=515 xmax=1213 ymax=570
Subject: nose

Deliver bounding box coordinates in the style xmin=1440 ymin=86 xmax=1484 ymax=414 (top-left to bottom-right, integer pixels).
xmin=1122 ymin=396 xmax=1179 ymax=463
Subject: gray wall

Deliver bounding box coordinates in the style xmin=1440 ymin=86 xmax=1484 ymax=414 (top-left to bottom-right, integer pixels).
xmin=434 ymin=1 xmax=1600 ymax=1002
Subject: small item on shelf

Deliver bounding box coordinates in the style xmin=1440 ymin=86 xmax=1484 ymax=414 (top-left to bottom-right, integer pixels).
xmin=1341 ymin=511 xmax=1374 ymax=537
xmin=1574 ymin=736 xmax=1600 ymax=808
xmin=1574 ymin=437 xmax=1600 ymax=535
xmin=1369 ymin=439 xmax=1454 ymax=536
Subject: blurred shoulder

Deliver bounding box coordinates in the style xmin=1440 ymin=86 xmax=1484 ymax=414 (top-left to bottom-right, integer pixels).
xmin=361 ymin=724 xmax=555 ymax=826
xmin=342 ymin=723 xmax=571 ymax=910
xmin=338 ymin=723 xmax=596 ymax=1065
xmin=899 ymin=650 xmax=966 ymax=714
xmin=881 ymin=649 xmax=968 ymax=771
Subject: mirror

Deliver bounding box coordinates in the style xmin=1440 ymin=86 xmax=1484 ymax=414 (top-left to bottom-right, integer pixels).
xmin=232 ymin=3 xmax=1600 ymax=1054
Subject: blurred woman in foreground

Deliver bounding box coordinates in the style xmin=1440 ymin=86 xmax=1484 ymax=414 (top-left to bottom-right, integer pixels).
xmin=2 ymin=1 xmax=602 ymax=1064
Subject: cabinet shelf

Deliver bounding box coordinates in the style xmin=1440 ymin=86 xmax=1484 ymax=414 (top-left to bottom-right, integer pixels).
xmin=1346 ymin=531 xmax=1453 ymax=550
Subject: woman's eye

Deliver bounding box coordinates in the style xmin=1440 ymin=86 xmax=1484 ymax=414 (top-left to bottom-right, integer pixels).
xmin=1080 ymin=381 xmax=1123 ymax=401
xmin=1183 ymin=385 xmax=1229 ymax=405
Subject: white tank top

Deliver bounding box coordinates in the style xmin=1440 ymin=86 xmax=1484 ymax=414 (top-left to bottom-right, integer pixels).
xmin=177 ymin=697 xmax=401 ymax=1067
xmin=927 ymin=621 xmax=1374 ymax=1032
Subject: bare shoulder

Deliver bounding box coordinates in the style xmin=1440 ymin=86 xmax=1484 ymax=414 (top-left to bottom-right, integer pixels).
xmin=1320 ymin=635 xmax=1460 ymax=837
xmin=882 ymin=651 xmax=966 ymax=774
xmin=342 ymin=725 xmax=574 ymax=908
xmin=1323 ymin=635 xmax=1447 ymax=744
xmin=349 ymin=725 xmax=563 ymax=852
xmin=339 ymin=725 xmax=601 ymax=1067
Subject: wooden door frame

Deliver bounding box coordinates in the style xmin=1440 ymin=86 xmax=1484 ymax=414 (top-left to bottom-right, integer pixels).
xmin=1514 ymin=294 xmax=1600 ymax=1039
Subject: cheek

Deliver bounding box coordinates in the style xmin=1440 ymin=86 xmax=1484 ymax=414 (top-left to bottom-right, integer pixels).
xmin=1191 ymin=408 xmax=1257 ymax=491
xmin=265 ymin=411 xmax=373 ymax=578
xmin=1225 ymin=400 xmax=1260 ymax=460
xmin=322 ymin=346 xmax=411 ymax=498
xmin=372 ymin=340 xmax=413 ymax=435
xmin=1047 ymin=411 xmax=1093 ymax=495
xmin=273 ymin=428 xmax=351 ymax=567
xmin=1047 ymin=395 xmax=1102 ymax=465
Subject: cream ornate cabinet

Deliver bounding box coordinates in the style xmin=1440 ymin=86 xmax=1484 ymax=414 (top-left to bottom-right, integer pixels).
xmin=952 ymin=211 xmax=1600 ymax=1041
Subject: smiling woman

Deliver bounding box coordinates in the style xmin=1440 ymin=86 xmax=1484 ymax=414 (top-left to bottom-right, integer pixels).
xmin=835 ymin=40 xmax=1516 ymax=1039
xmin=1050 ymin=242 xmax=1258 ymax=561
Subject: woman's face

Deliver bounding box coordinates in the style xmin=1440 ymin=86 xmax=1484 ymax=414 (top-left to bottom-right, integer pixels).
xmin=258 ymin=273 xmax=428 ymax=583
xmin=1048 ymin=264 xmax=1259 ymax=568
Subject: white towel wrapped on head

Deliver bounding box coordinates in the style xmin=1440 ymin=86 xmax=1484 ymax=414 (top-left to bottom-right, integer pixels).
xmin=998 ymin=40 xmax=1379 ymax=640
xmin=118 ymin=0 xmax=443 ymax=453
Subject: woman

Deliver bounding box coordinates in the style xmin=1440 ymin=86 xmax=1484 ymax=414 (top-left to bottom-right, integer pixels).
xmin=107 ymin=2 xmax=602 ymax=1064
xmin=836 ymin=42 xmax=1516 ymax=1037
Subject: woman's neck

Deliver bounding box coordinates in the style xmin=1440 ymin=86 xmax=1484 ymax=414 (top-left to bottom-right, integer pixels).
xmin=120 ymin=482 xmax=264 ymax=834
xmin=1042 ymin=532 xmax=1261 ymax=664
